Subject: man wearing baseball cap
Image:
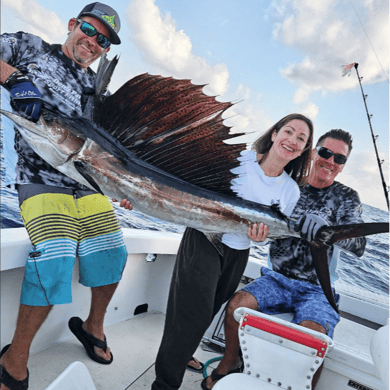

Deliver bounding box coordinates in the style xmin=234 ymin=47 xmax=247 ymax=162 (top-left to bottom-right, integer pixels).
xmin=0 ymin=4 xmax=126 ymax=389
xmin=77 ymin=2 xmax=121 ymax=44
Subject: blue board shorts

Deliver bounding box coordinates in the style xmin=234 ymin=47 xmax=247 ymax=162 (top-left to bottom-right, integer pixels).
xmin=18 ymin=184 xmax=128 ymax=306
xmin=242 ymin=267 xmax=340 ymax=338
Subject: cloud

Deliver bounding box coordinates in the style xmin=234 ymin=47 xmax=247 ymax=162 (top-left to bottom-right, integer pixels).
xmin=300 ymin=103 xmax=319 ymax=119
xmin=224 ymin=103 xmax=273 ymax=135
xmin=215 ymin=84 xmax=273 ymax=140
xmin=3 ymin=0 xmax=66 ymax=42
xmin=294 ymin=84 xmax=311 ymax=104
xmin=126 ymin=0 xmax=229 ymax=96
xmin=337 ymin=149 xmax=389 ymax=210
xmin=270 ymin=0 xmax=389 ymax=102
xmin=236 ymin=84 xmax=252 ymax=100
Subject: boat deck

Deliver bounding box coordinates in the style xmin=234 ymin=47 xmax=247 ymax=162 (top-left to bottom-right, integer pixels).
xmin=2 ymin=229 xmax=387 ymax=390
xmin=26 ymin=312 xmax=221 ymax=390
xmin=25 ymin=310 xmax=378 ymax=390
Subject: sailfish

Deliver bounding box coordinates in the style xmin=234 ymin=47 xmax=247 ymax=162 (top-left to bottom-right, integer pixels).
xmin=1 ymin=54 xmax=388 ymax=313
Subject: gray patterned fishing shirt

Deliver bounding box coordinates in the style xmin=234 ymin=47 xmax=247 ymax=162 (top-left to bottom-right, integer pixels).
xmin=1 ymin=31 xmax=96 ymax=190
xmin=268 ymin=181 xmax=366 ymax=285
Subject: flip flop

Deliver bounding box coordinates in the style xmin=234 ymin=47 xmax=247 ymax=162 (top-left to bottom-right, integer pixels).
xmin=68 ymin=317 xmax=113 ymax=365
xmin=0 ymin=344 xmax=29 ymax=390
xmin=200 ymin=366 xmax=242 ymax=390
xmin=186 ymin=356 xmax=204 ymax=373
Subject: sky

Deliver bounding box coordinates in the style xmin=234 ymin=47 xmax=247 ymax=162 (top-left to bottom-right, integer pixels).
xmin=1 ymin=0 xmax=389 ymax=211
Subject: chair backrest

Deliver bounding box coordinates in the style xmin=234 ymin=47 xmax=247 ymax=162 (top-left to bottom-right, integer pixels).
xmin=44 ymin=361 xmax=97 ymax=390
xmin=370 ymin=319 xmax=389 ymax=389
xmin=234 ymin=307 xmax=334 ymax=389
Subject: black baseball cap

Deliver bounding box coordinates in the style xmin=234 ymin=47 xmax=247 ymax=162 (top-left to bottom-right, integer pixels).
xmin=77 ymin=2 xmax=121 ymax=44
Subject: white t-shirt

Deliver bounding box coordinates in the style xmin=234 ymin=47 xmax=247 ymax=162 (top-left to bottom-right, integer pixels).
xmin=221 ymin=150 xmax=300 ymax=250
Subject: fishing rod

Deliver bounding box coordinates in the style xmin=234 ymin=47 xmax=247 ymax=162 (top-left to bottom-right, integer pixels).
xmin=352 ymin=63 xmax=389 ymax=210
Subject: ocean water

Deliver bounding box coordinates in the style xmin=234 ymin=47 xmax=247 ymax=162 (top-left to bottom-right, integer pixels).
xmin=1 ymin=87 xmax=389 ymax=300
xmin=1 ymin=183 xmax=389 ymax=299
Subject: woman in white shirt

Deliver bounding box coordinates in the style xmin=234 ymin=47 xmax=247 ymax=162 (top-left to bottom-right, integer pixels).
xmin=152 ymin=113 xmax=315 ymax=390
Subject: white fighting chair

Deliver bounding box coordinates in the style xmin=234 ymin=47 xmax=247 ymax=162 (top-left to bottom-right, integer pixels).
xmin=44 ymin=361 xmax=97 ymax=390
xmin=213 ymin=307 xmax=334 ymax=390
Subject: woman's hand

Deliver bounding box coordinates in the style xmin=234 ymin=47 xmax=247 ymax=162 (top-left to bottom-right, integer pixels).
xmin=247 ymin=223 xmax=269 ymax=242
xmin=112 ymin=198 xmax=133 ymax=210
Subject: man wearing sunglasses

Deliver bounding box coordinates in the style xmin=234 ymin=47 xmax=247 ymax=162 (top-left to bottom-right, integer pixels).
xmin=0 ymin=3 xmax=126 ymax=390
xmin=203 ymin=129 xmax=366 ymax=390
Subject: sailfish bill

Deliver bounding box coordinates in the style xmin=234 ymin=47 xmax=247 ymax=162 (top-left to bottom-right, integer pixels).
xmin=1 ymin=53 xmax=388 ymax=313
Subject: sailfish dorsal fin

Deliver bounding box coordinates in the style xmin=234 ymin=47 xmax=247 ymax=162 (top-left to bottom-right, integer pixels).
xmin=96 ymin=73 xmax=247 ymax=196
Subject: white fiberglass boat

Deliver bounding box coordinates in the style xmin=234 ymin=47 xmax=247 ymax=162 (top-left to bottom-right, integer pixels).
xmin=1 ymin=227 xmax=389 ymax=390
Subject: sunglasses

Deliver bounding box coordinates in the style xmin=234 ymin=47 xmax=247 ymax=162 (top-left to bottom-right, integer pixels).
xmin=316 ymin=146 xmax=348 ymax=165
xmin=77 ymin=19 xmax=111 ymax=49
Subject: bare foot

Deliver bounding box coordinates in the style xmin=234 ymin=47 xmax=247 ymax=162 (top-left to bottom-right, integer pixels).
xmin=187 ymin=356 xmax=202 ymax=370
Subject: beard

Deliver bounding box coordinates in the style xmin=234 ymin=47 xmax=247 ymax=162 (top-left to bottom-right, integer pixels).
xmin=72 ymin=40 xmax=100 ymax=66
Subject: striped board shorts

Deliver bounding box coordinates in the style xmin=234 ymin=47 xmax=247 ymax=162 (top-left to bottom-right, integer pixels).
xmin=17 ymin=184 xmax=127 ymax=306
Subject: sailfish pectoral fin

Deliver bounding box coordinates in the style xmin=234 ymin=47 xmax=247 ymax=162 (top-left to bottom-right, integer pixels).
xmin=309 ymin=242 xmax=339 ymax=313
xmin=74 ymin=161 xmax=103 ymax=195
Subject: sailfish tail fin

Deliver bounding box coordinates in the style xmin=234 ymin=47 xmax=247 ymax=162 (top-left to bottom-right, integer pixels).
xmin=309 ymin=242 xmax=339 ymax=313
xmin=311 ymin=221 xmax=389 ymax=314
xmin=316 ymin=222 xmax=389 ymax=246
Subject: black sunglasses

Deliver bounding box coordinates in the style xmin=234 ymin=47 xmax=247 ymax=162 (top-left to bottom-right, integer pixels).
xmin=316 ymin=146 xmax=348 ymax=165
xmin=77 ymin=19 xmax=111 ymax=49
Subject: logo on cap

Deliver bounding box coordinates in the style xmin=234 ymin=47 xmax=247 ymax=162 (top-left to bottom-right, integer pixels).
xmin=102 ymin=15 xmax=116 ymax=30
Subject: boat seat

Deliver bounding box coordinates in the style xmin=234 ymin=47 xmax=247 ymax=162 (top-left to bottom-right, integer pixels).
xmin=44 ymin=361 xmax=97 ymax=390
xmin=213 ymin=307 xmax=334 ymax=390
xmin=370 ymin=319 xmax=389 ymax=389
